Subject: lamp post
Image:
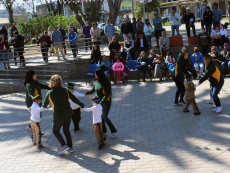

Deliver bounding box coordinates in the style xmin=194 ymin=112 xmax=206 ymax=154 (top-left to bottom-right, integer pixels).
xmin=143 ymin=2 xmax=146 ymax=21
xmin=132 ymin=0 xmax=134 ymax=18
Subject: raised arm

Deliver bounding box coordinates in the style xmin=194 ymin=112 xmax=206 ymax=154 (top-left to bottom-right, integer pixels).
xmin=68 ymin=89 xmax=85 ymax=108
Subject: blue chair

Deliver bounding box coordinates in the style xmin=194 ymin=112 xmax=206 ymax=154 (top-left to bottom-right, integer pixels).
xmin=86 ymin=64 xmax=98 ymax=85
xmin=126 ymin=60 xmax=140 ymax=82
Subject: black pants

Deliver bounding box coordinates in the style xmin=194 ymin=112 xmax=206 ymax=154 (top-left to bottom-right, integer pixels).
xmin=138 ymin=47 xmax=147 ymax=55
xmin=14 ymin=48 xmax=25 ymax=66
xmin=102 ymin=104 xmax=117 ymax=133
xmin=201 ymin=20 xmax=205 ymax=28
xmin=132 ymin=32 xmax=136 ymax=40
xmin=41 ymin=47 xmax=48 ymax=62
xmin=137 ymin=64 xmax=151 ymax=81
xmin=53 ymin=116 xmax=72 ymax=148
xmin=85 ymin=38 xmax=92 ymax=51
xmin=70 ymin=44 xmax=77 ymax=58
xmin=62 ymin=38 xmax=66 ymax=54
xmin=72 ymin=108 xmax=81 ymax=131
xmin=173 ymin=79 xmax=185 ymax=102
xmin=186 ymin=23 xmax=196 ymax=37
xmin=199 ymin=45 xmax=209 ymax=56
xmin=213 ymin=39 xmax=221 ymax=48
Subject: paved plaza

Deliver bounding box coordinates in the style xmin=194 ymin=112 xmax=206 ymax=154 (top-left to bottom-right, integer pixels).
xmin=0 ymin=78 xmax=230 ymax=173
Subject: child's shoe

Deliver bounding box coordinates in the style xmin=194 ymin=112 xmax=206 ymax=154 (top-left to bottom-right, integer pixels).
xmin=183 ymin=110 xmax=190 ymax=113
xmin=212 ymin=104 xmax=216 ymax=108
xmin=216 ymin=107 xmax=222 ymax=114
xmin=174 ymin=102 xmax=181 ymax=106
xmin=58 ymin=145 xmax=69 ymax=155
xmin=194 ymin=112 xmax=201 ymax=115
xmin=206 ymin=101 xmax=213 ymax=104
xmin=212 ymin=108 xmax=217 ymax=112
xmin=179 ymin=100 xmax=186 ymax=105
xmin=109 ymin=133 xmax=117 ymax=139
xmin=98 ymin=143 xmax=105 ymax=150
xmin=37 ymin=144 xmax=44 ymax=149
xmin=67 ymin=148 xmax=74 ymax=153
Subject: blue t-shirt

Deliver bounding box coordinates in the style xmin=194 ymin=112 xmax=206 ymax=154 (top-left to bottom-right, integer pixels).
xmin=152 ymin=17 xmax=163 ymax=30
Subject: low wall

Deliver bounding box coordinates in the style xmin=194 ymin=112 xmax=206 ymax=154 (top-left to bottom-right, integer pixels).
xmin=0 ymin=82 xmax=25 ymax=95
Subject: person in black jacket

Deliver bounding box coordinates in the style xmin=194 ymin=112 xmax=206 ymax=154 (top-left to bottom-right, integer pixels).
xmin=136 ymin=33 xmax=148 ymax=54
xmin=121 ymin=18 xmax=133 ymax=42
xmin=91 ymin=44 xmax=101 ymax=64
xmin=183 ymin=7 xmax=196 ymax=37
xmin=12 ymin=31 xmax=25 ymax=66
xmin=203 ymin=6 xmax=213 ymax=35
xmin=108 ymin=37 xmax=121 ymax=62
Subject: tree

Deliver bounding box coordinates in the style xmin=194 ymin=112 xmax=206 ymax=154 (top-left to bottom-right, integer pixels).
xmin=0 ymin=0 xmax=15 ymax=24
xmin=107 ymin=0 xmax=122 ymax=24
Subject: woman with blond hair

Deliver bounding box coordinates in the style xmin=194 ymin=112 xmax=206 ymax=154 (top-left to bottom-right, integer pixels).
xmin=43 ymin=74 xmax=85 ymax=155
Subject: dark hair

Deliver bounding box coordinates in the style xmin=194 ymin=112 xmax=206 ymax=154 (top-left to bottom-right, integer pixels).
xmin=146 ymin=22 xmax=150 ymax=25
xmin=24 ymin=70 xmax=35 ymax=86
xmin=201 ymin=27 xmax=205 ymax=30
xmin=204 ymin=54 xmax=212 ymax=60
xmin=67 ymin=83 xmax=74 ymax=89
xmin=145 ymin=19 xmax=149 ymax=22
xmin=11 ymin=25 xmax=17 ymax=30
xmin=116 ymin=57 xmax=121 ymax=61
xmin=14 ymin=31 xmax=19 ymax=35
xmin=213 ymin=3 xmax=218 ymax=7
xmin=92 ymin=22 xmax=97 ymax=26
xmin=132 ymin=18 xmax=136 ymax=20
xmin=206 ymin=6 xmax=210 ymax=10
xmin=179 ymin=52 xmax=190 ymax=70
xmin=95 ymin=69 xmax=111 ymax=95
xmin=33 ymin=95 xmax=42 ymax=101
xmin=91 ymin=95 xmax=100 ymax=104
xmin=126 ymin=35 xmax=131 ymax=39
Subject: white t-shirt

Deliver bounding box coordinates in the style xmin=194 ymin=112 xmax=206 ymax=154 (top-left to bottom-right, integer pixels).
xmin=69 ymin=91 xmax=85 ymax=110
xmin=30 ymin=102 xmax=48 ymax=122
xmin=82 ymin=104 xmax=102 ymax=123
xmin=140 ymin=38 xmax=144 ymax=47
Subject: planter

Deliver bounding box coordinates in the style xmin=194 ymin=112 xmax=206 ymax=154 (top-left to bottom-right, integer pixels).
xmin=169 ymin=35 xmax=183 ymax=47
xmin=188 ymin=36 xmax=197 ymax=45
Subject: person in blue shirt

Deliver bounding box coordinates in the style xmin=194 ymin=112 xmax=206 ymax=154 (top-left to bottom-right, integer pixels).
xmin=68 ymin=28 xmax=78 ymax=59
xmin=212 ymin=3 xmax=222 ymax=30
xmin=152 ymin=12 xmax=163 ymax=48
xmin=58 ymin=25 xmax=66 ymax=54
xmin=191 ymin=47 xmax=204 ymax=79
xmin=98 ymin=55 xmax=110 ymax=76
xmin=104 ymin=19 xmax=115 ymax=43
xmin=144 ymin=22 xmax=153 ymax=48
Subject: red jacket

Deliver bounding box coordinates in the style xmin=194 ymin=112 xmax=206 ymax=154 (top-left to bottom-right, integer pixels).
xmin=0 ymin=39 xmax=10 ymax=51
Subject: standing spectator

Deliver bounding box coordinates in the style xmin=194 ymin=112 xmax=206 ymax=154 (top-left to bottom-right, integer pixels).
xmin=136 ymin=18 xmax=144 ymax=36
xmin=144 ymin=19 xmax=149 ymax=28
xmin=90 ymin=22 xmax=101 ymax=46
xmin=183 ymin=7 xmax=196 ymax=37
xmin=220 ymin=24 xmax=228 ymax=45
xmin=191 ymin=47 xmax=204 ymax=79
xmin=10 ymin=25 xmax=17 ymax=38
xmin=12 ymin=31 xmax=25 ymax=66
xmin=68 ymin=28 xmax=78 ymax=59
xmin=0 ymin=34 xmax=10 ymax=69
xmin=153 ymin=12 xmax=163 ymax=48
xmin=144 ymin=22 xmax=153 ymax=49
xmin=169 ymin=7 xmax=181 ymax=37
xmin=58 ymin=25 xmax=66 ymax=55
xmin=132 ymin=18 xmax=137 ymax=40
xmin=197 ymin=27 xmax=211 ymax=56
xmin=136 ymin=33 xmax=148 ymax=54
xmin=43 ymin=75 xmax=85 ymax=155
xmin=48 ymin=27 xmax=54 ymax=56
xmin=52 ymin=26 xmax=66 ymax=60
xmin=203 ymin=6 xmax=213 ymax=34
xmin=121 ymin=18 xmax=133 ymax=42
xmin=104 ymin=19 xmax=115 ymax=43
xmin=0 ymin=26 xmax=8 ymax=38
xmin=228 ymin=1 xmax=230 ymax=23
xmin=91 ymin=44 xmax=101 ymax=64
xmin=124 ymin=35 xmax=135 ymax=61
xmin=159 ymin=31 xmax=170 ymax=58
xmin=37 ymin=31 xmax=52 ymax=62
xmin=200 ymin=0 xmax=208 ymax=28
xmin=82 ymin=21 xmax=91 ymax=52
xmin=70 ymin=23 xmax=77 ymax=32
xmin=108 ymin=37 xmax=120 ymax=62
xmin=212 ymin=3 xmax=222 ymax=30
xmin=211 ymin=26 xmax=222 ymax=49
xmin=219 ymin=43 xmax=230 ymax=76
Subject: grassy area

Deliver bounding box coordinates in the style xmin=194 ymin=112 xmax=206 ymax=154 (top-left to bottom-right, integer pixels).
xmin=122 ymin=1 xmax=132 ymax=7
xmin=163 ymin=21 xmax=171 ymax=26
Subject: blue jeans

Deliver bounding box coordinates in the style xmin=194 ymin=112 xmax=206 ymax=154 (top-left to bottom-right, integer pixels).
xmin=205 ymin=24 xmax=212 ymax=35
xmin=221 ymin=61 xmax=230 ymax=74
xmin=211 ymin=83 xmax=223 ymax=107
xmin=126 ymin=51 xmax=132 ymax=60
xmin=102 ymin=104 xmax=117 ymax=133
xmin=137 ymin=64 xmax=151 ymax=81
xmin=213 ymin=21 xmax=220 ymax=30
xmin=1 ymin=52 xmax=9 ymax=67
xmin=171 ymin=25 xmax=180 ymax=36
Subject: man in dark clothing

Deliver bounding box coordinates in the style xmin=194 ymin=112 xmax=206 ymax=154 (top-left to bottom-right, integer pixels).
xmin=183 ymin=7 xmax=196 ymax=37
xmin=197 ymin=27 xmax=211 ymax=56
xmin=58 ymin=25 xmax=66 ymax=54
xmin=12 ymin=32 xmax=25 ymax=66
xmin=136 ymin=33 xmax=148 ymax=54
xmin=82 ymin=21 xmax=91 ymax=51
xmin=132 ymin=18 xmax=137 ymax=40
xmin=121 ymin=18 xmax=133 ymax=42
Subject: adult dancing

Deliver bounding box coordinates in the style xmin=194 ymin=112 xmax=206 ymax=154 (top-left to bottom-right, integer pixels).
xmin=43 ymin=75 xmax=85 ymax=155
xmin=172 ymin=51 xmax=197 ymax=106
xmin=198 ymin=54 xmax=224 ymax=113
xmin=24 ymin=70 xmax=50 ymax=133
xmin=85 ymin=69 xmax=117 ymax=138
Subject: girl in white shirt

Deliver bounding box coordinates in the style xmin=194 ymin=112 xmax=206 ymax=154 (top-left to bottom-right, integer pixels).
xmin=82 ymin=96 xmax=106 ymax=150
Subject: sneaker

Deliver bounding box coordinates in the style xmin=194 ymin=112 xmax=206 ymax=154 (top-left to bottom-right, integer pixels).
xmin=26 ymin=127 xmax=33 ymax=133
xmin=67 ymin=148 xmax=74 ymax=153
xmin=98 ymin=144 xmax=105 ymax=150
xmin=102 ymin=133 xmax=107 ymax=136
xmin=212 ymin=108 xmax=217 ymax=112
xmin=109 ymin=133 xmax=117 ymax=139
xmin=174 ymin=102 xmax=181 ymax=106
xmin=179 ymin=100 xmax=186 ymax=105
xmin=58 ymin=145 xmax=69 ymax=155
xmin=194 ymin=112 xmax=201 ymax=115
xmin=183 ymin=110 xmax=190 ymax=112
xmin=212 ymin=104 xmax=216 ymax=108
xmin=37 ymin=144 xmax=44 ymax=149
xmin=206 ymin=101 xmax=214 ymax=104
xmin=216 ymin=107 xmax=222 ymax=114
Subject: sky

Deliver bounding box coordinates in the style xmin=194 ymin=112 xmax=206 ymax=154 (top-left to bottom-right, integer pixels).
xmin=0 ymin=0 xmax=43 ymax=11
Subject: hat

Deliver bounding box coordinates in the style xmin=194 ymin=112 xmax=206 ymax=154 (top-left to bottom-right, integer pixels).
xmin=224 ymin=43 xmax=229 ymax=46
xmin=172 ymin=7 xmax=176 ymax=10
xmin=167 ymin=51 xmax=172 ymax=56
xmin=67 ymin=83 xmax=74 ymax=88
xmin=69 ymin=28 xmax=74 ymax=32
xmin=185 ymin=74 xmax=192 ymax=81
xmin=33 ymin=94 xmax=42 ymax=100
xmin=186 ymin=7 xmax=191 ymax=10
xmin=154 ymin=12 xmax=159 ymax=15
xmin=194 ymin=47 xmax=199 ymax=52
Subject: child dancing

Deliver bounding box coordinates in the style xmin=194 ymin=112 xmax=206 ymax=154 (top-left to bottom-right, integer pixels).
xmin=113 ymin=57 xmax=124 ymax=84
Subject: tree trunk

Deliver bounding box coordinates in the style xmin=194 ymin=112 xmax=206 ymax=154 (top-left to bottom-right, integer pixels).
xmin=70 ymin=3 xmax=85 ymax=27
xmin=7 ymin=5 xmax=14 ymax=24
xmin=107 ymin=0 xmax=122 ymax=25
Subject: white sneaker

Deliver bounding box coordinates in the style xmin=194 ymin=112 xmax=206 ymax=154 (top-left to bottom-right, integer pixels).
xmin=212 ymin=104 xmax=216 ymax=108
xmin=212 ymin=108 xmax=217 ymax=112
xmin=206 ymin=101 xmax=213 ymax=104
xmin=58 ymin=145 xmax=69 ymax=155
xmin=216 ymin=107 xmax=222 ymax=114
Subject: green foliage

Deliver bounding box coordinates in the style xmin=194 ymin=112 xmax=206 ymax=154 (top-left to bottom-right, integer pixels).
xmin=115 ymin=29 xmax=121 ymax=35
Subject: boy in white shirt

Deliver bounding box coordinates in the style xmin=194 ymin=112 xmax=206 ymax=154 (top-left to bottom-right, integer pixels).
xmin=67 ymin=83 xmax=85 ymax=133
xmin=30 ymin=95 xmax=49 ymax=149
xmin=82 ymin=96 xmax=106 ymax=150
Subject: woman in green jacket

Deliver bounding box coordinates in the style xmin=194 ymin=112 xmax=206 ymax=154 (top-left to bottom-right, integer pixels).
xmin=172 ymin=51 xmax=196 ymax=106
xmin=198 ymin=54 xmax=224 ymax=114
xmin=85 ymin=69 xmax=117 ymax=139
xmin=24 ymin=70 xmax=50 ymax=133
